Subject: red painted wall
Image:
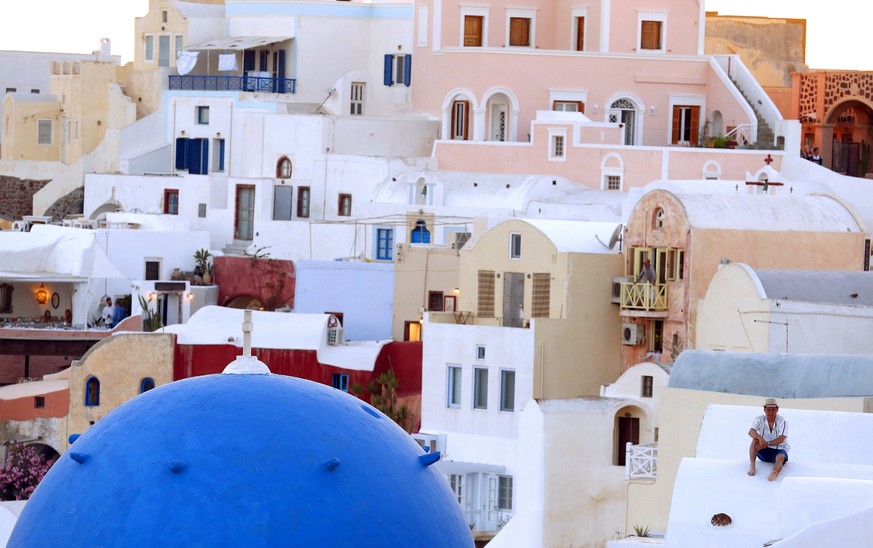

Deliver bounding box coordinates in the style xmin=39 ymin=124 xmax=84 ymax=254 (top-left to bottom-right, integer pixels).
xmin=173 ymin=341 xmax=423 ymax=413
xmin=214 ymin=256 xmax=296 ymax=310
xmin=0 ymin=389 xmax=69 ymax=421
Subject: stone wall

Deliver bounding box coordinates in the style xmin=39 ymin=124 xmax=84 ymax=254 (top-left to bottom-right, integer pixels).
xmin=43 ymin=186 xmax=85 ymax=221
xmin=0 ymin=175 xmax=50 ymax=220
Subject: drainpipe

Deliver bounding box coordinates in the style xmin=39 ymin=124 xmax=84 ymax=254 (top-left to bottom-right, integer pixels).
xmin=2 ymin=437 xmax=42 ymax=467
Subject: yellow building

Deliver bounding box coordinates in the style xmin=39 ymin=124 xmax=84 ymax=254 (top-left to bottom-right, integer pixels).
xmin=67 ymin=333 xmax=175 ymax=444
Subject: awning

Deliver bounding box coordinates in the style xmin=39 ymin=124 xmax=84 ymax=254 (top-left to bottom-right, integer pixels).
xmin=186 ymin=36 xmax=293 ymax=51
xmin=435 ymin=460 xmax=506 ymax=475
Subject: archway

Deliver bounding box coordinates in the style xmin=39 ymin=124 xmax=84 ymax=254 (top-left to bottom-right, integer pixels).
xmin=613 ymin=404 xmax=647 ymax=466
xmin=710 ymin=110 xmax=724 ymax=137
xmin=225 ymin=295 xmax=264 ymax=309
xmin=608 ymin=97 xmax=640 ymax=145
xmin=822 ymin=98 xmax=873 ymax=176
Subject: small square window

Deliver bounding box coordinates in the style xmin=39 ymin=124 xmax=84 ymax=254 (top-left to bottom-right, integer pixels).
xmin=641 ymin=375 xmax=654 ymax=398
xmin=144 ymin=260 xmax=160 ymax=281
xmin=297 ymin=187 xmax=311 ymax=218
xmin=161 ymin=9 xmax=168 ymax=24
xmin=550 ymin=134 xmax=565 ymax=160
xmin=30 ymin=89 xmax=39 ymax=94
xmin=198 ymin=203 xmax=207 ymax=218
xmin=34 ymin=396 xmax=45 ymax=409
xmin=332 ymin=373 xmax=349 ymax=392
xmin=164 ymin=189 xmax=179 ymax=215
xmin=196 ymin=106 xmax=209 ymax=125
xmin=428 ymin=291 xmax=444 ymax=312
xmin=606 ymin=175 xmax=622 ymax=191
xmin=476 ymin=345 xmax=486 ymax=360
xmin=5 ymin=87 xmax=16 ymax=93
xmin=338 ymin=193 xmax=352 ymax=216
xmin=351 ymin=82 xmax=364 ymax=115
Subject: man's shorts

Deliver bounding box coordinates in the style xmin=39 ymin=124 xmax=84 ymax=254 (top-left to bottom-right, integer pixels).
xmin=757 ymin=447 xmax=788 ymax=463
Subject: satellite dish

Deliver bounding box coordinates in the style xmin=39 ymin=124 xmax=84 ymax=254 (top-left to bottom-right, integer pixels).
xmin=608 ymin=224 xmax=623 ymax=249
xmin=595 ymin=224 xmax=623 ymax=250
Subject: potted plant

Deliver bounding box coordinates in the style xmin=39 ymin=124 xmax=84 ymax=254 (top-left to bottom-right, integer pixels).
xmin=193 ymin=248 xmax=213 ymax=285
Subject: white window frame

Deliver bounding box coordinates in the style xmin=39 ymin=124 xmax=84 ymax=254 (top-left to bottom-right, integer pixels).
xmin=144 ymin=34 xmax=155 ymax=63
xmin=499 ymin=369 xmax=515 ymax=412
xmin=509 ymin=232 xmax=522 ymax=259
xmin=667 ymin=94 xmax=705 ymax=145
xmin=350 ymin=82 xmax=364 ymax=115
xmin=505 ymin=9 xmax=536 ymax=48
xmin=447 ymin=365 xmax=462 ymax=408
xmin=637 ymin=11 xmax=668 ymax=54
xmin=174 ymin=34 xmax=184 ymax=63
xmin=476 ymin=344 xmax=486 ymax=360
xmin=460 ymin=7 xmax=490 ymax=48
xmin=393 ymin=55 xmax=407 ymax=87
xmin=571 ymin=8 xmax=588 ymax=51
xmin=417 ymin=5 xmax=429 ymax=47
xmin=473 ymin=367 xmax=488 ymax=409
xmin=196 ymin=106 xmax=209 ymax=125
xmin=548 ymin=128 xmax=567 ymax=161
xmin=600 ymin=153 xmax=625 ymax=191
xmin=408 ymin=178 xmax=434 ymax=206
xmin=549 ymin=90 xmax=587 ymax=113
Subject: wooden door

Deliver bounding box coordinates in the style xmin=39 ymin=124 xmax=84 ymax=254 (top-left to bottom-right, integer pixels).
xmin=464 ymin=16 xmax=483 ymax=46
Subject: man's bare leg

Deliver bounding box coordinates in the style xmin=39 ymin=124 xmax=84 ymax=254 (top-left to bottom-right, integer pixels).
xmin=748 ymin=440 xmax=758 ymax=476
xmin=768 ymin=454 xmax=785 ymax=481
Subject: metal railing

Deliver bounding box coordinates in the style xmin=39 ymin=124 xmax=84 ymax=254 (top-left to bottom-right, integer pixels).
xmin=619 ymin=282 xmax=667 ymax=311
xmin=626 ymin=442 xmax=658 ymax=479
xmin=168 ymin=75 xmax=296 ymax=94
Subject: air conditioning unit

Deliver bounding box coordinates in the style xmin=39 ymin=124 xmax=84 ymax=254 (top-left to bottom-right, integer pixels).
xmin=611 ymin=276 xmax=629 ymax=304
xmin=452 ymin=232 xmax=471 ymax=250
xmin=327 ymin=326 xmax=344 ymax=346
xmin=621 ymin=323 xmax=644 ymax=346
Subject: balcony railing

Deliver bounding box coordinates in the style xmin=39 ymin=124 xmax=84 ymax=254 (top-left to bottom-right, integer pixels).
xmin=168 ymin=75 xmax=296 ymax=94
xmin=620 ymin=282 xmax=668 ymax=311
xmin=626 ymin=442 xmax=658 ymax=479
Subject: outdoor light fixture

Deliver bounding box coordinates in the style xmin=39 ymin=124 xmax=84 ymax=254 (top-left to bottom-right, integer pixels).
xmin=453 ymin=288 xmax=460 ymax=296
xmin=185 ymin=293 xmax=194 ymax=301
xmin=35 ymin=284 xmax=48 ymax=304
xmin=148 ymin=292 xmax=157 ymax=301
xmin=650 ymin=106 xmax=656 ymax=116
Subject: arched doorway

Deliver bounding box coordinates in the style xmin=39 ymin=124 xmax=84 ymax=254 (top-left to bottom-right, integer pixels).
xmin=609 ymin=98 xmax=638 ymax=145
xmin=486 ymin=93 xmax=510 ymax=142
xmin=823 ymin=99 xmax=873 ymax=176
xmin=225 ymin=295 xmax=264 ymax=309
xmin=614 ymin=405 xmax=647 ymax=466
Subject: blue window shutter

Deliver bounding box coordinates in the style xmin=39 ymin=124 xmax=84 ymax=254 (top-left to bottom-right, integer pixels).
xmin=404 ymin=54 xmax=412 ymax=86
xmin=383 ymin=54 xmax=393 ymax=86
xmin=175 ymin=138 xmax=189 ymax=169
xmin=200 ymin=139 xmax=209 ymax=174
xmin=187 ymin=139 xmax=202 ymax=174
xmin=218 ymin=139 xmax=225 ymax=171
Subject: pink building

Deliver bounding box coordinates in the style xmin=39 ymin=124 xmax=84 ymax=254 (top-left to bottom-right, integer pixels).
xmin=411 ymin=0 xmax=789 ymax=188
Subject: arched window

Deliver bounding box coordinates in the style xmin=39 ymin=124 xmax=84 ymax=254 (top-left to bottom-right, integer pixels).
xmin=276 ymin=156 xmax=292 ymax=179
xmin=85 ymin=377 xmax=100 ymax=406
xmin=411 ymin=219 xmax=431 ymax=244
xmin=140 ymin=377 xmax=156 ymax=393
xmin=653 ymin=208 xmax=665 ymax=229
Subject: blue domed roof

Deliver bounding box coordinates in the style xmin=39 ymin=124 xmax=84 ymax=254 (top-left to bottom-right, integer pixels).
xmin=10 ymin=372 xmax=472 ymax=546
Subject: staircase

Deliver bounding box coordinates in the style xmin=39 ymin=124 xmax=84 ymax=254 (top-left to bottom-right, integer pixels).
xmin=222 ymin=240 xmax=250 ymax=256
xmin=731 ymin=79 xmax=778 ymax=150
